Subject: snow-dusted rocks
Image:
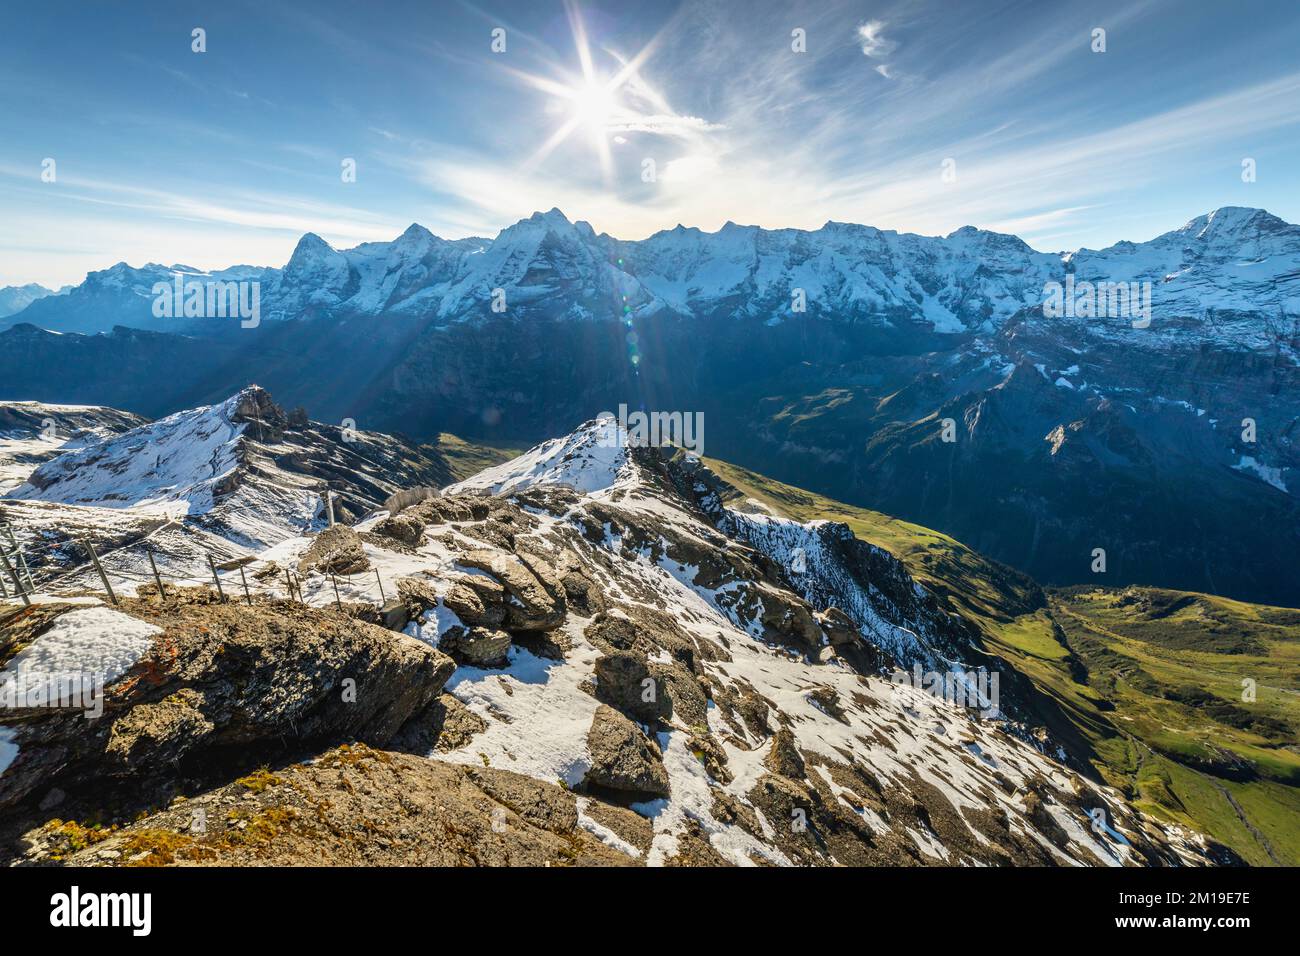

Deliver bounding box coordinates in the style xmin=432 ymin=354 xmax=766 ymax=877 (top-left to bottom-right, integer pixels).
xmin=0 ymin=386 xmax=466 ymax=595
xmin=0 ymin=413 xmax=1225 ymax=867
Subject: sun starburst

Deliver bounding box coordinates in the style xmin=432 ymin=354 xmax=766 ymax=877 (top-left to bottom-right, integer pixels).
xmin=504 ymin=0 xmax=665 ymax=181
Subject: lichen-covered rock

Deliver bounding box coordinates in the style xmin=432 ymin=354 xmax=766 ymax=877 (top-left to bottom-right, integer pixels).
xmin=25 ymin=746 xmax=639 ymax=867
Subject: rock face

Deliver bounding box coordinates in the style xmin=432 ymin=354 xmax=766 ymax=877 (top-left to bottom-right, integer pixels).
xmin=584 ymin=705 xmax=671 ymax=799
xmin=594 ymin=651 xmax=672 ymax=724
xmin=373 ymin=511 xmax=425 ymax=547
xmin=0 ymin=589 xmax=455 ymax=816
xmin=439 ymin=627 xmax=512 ymax=668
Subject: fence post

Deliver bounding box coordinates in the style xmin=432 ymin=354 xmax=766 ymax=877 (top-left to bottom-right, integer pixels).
xmin=18 ymin=553 xmax=35 ymax=595
xmin=0 ymin=549 xmax=28 ymax=606
xmin=207 ymin=555 xmax=226 ymax=602
xmin=238 ymin=564 xmax=253 ymax=606
xmin=147 ymin=550 xmax=166 ymax=599
xmin=330 ymin=571 xmax=342 ymax=610
xmin=82 ymin=540 xmax=117 ymax=605
xmin=374 ymin=569 xmax=386 ymax=603
xmin=2 ymin=525 xmax=35 ymax=594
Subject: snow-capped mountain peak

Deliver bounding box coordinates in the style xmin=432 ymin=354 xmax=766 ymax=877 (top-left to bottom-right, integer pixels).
xmin=9 ymin=386 xmax=264 ymax=513
xmin=446 ymin=417 xmax=633 ymax=495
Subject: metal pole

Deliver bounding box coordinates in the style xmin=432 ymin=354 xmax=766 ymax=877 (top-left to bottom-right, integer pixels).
xmin=326 ymin=491 xmax=336 ymax=527
xmin=330 ymin=571 xmax=342 ymax=610
xmin=238 ymin=564 xmax=252 ymax=606
xmin=374 ymin=569 xmax=386 ymax=603
xmin=147 ymin=550 xmax=166 ymax=599
xmin=0 ymin=549 xmax=28 ymax=606
xmin=82 ymin=540 xmax=117 ymax=605
xmin=208 ymin=555 xmax=226 ymax=602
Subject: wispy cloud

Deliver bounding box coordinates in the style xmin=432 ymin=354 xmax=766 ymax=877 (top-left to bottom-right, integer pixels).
xmin=3 ymin=0 xmax=1300 ymax=286
xmin=857 ymin=20 xmax=898 ymax=57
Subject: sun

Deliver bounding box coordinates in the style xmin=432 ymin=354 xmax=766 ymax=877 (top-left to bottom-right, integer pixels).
xmin=571 ymin=80 xmax=616 ymax=132
xmin=505 ymin=0 xmax=664 ymax=180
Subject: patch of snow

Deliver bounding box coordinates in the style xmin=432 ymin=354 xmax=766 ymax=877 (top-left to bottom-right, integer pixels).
xmin=1 ymin=606 xmax=161 ymax=694
xmin=1233 ymin=455 xmax=1288 ymax=492
xmin=0 ymin=726 xmax=17 ymax=776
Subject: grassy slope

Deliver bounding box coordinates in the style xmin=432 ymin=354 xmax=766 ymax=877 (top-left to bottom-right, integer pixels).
xmin=429 ymin=433 xmax=519 ymax=484
xmin=705 ymin=455 xmax=1300 ymax=865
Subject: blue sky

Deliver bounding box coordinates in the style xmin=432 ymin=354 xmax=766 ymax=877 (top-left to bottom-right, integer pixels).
xmin=2 ymin=0 xmax=1299 ymax=287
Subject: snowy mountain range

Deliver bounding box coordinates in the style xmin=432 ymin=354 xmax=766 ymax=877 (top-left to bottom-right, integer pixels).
xmin=5 ymin=206 xmax=1299 ymax=348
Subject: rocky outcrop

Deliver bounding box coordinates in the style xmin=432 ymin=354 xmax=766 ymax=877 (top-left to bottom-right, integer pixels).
xmin=594 ymin=651 xmax=671 ymax=724
xmin=297 ymin=525 xmax=370 ymax=575
xmin=373 ymin=511 xmax=425 ymax=547
xmin=18 ymin=745 xmax=639 ymax=867
xmin=456 ymin=550 xmax=566 ymax=631
xmin=0 ymin=589 xmax=455 ymax=817
xmin=764 ymin=729 xmax=806 ymax=779
xmin=439 ymin=575 xmax=508 ymax=629
xmin=439 ymin=626 xmax=512 ymax=668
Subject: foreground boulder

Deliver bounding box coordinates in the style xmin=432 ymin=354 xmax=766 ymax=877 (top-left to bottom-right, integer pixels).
xmin=0 ymin=588 xmax=455 ymax=816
